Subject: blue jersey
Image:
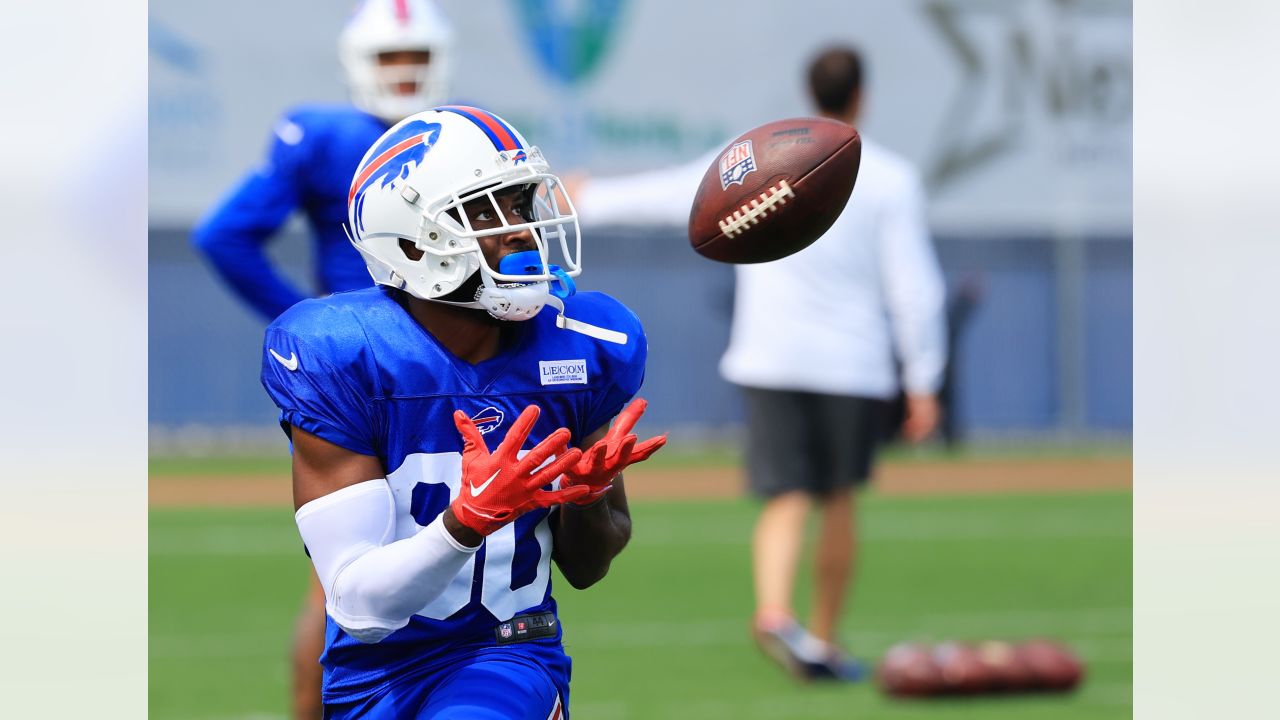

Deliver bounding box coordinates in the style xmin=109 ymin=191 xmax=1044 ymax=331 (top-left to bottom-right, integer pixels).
xmin=261 ymin=286 xmax=646 ymax=705
xmin=193 ymin=104 xmax=389 ymax=320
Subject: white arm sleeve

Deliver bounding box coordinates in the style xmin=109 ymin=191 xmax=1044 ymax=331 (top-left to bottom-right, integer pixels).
xmin=294 ymin=479 xmax=479 ymax=644
xmin=879 ymin=171 xmax=948 ymax=394
xmin=574 ymin=149 xmax=720 ymax=227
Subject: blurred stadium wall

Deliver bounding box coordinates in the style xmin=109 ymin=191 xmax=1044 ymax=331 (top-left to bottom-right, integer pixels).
xmin=150 ymin=0 xmax=1131 ymax=451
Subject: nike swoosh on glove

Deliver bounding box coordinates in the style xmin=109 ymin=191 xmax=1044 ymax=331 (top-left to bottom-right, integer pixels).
xmin=449 ymin=405 xmax=589 ymax=537
xmin=562 ymin=398 xmax=668 ymax=506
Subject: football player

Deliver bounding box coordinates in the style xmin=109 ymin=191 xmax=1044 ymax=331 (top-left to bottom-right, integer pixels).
xmin=262 ymin=106 xmax=666 ymax=719
xmin=192 ymin=0 xmax=454 ymax=321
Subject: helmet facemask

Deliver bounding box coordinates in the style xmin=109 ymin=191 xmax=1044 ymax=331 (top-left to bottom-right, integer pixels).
xmin=400 ymin=148 xmax=582 ymax=309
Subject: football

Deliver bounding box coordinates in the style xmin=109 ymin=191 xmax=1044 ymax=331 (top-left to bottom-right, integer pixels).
xmin=1017 ymin=639 xmax=1084 ymax=692
xmin=932 ymin=642 xmax=990 ymax=694
xmin=877 ymin=643 xmax=943 ymax=697
xmin=687 ymin=117 xmax=861 ymax=263
xmin=975 ymin=640 xmax=1036 ymax=692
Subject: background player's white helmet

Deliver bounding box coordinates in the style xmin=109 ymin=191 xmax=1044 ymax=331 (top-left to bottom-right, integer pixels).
xmin=339 ymin=0 xmax=453 ymax=123
xmin=347 ymin=107 xmax=624 ymax=343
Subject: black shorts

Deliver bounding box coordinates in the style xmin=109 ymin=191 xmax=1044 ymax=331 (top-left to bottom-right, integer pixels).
xmin=740 ymin=386 xmax=885 ymax=499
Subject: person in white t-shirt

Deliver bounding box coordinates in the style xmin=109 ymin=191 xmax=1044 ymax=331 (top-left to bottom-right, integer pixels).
xmin=572 ymin=45 xmax=946 ymax=681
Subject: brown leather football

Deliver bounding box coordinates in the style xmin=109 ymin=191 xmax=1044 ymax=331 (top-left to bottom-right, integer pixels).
xmin=687 ymin=117 xmax=861 ymax=263
xmin=877 ymin=643 xmax=944 ymax=697
xmin=975 ymin=640 xmax=1037 ymax=692
xmin=932 ymin=642 xmax=990 ymax=694
xmin=1017 ymin=639 xmax=1085 ymax=692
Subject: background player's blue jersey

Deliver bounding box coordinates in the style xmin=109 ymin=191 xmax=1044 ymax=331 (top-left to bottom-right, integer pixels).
xmin=193 ymin=104 xmax=389 ymax=320
xmin=261 ymin=286 xmax=646 ymax=706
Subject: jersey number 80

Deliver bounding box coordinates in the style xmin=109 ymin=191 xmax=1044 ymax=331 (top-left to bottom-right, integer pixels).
xmin=391 ymin=453 xmax=554 ymax=622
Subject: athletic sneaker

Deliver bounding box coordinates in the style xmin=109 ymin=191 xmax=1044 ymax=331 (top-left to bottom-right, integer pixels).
xmin=815 ymin=646 xmax=868 ymax=682
xmin=752 ymin=618 xmax=838 ymax=681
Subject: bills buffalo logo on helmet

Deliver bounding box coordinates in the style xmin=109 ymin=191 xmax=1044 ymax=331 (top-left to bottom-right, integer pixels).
xmin=471 ymin=406 xmax=506 ymax=435
xmin=719 ymin=140 xmax=756 ymax=189
xmin=349 ymin=119 xmax=442 ymax=233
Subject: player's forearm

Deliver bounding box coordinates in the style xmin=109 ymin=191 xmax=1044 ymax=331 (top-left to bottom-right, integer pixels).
xmin=552 ymin=490 xmax=632 ymax=589
xmin=191 ymin=225 xmax=307 ymax=319
xmin=295 ymin=480 xmax=478 ymax=644
xmin=325 ymin=516 xmax=477 ymax=641
xmin=442 ymin=506 xmax=484 ymax=548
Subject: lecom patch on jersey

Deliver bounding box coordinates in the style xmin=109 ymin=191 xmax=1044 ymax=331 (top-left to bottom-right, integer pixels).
xmin=539 ymin=359 xmax=589 ymax=385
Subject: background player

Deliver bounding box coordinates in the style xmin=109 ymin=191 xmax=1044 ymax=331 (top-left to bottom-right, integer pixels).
xmin=263 ymin=106 xmax=666 ymax=718
xmin=192 ymin=0 xmax=453 ymax=321
xmin=571 ymin=45 xmax=946 ymax=681
xmin=192 ymin=2 xmax=453 ymax=716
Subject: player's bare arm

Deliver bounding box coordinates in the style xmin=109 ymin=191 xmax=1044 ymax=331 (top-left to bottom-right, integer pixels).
xmin=551 ymin=423 xmax=631 ymax=589
xmin=291 ymin=426 xmax=386 ymax=510
xmin=552 ymin=398 xmax=667 ymax=589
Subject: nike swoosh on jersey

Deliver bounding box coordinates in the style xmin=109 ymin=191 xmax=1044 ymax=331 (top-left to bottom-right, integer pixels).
xmin=269 ymin=349 xmax=299 ymax=371
xmin=470 ymin=469 xmax=500 ymax=497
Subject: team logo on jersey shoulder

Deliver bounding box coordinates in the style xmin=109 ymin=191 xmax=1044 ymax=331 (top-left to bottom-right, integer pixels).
xmin=539 ymin=359 xmax=588 ymax=385
xmin=471 ymin=406 xmax=505 ymax=435
xmin=719 ymin=140 xmax=756 ymax=189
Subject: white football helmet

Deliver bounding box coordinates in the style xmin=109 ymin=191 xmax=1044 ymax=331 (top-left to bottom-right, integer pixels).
xmin=339 ymin=0 xmax=453 ymax=123
xmin=347 ymin=106 xmax=626 ymax=344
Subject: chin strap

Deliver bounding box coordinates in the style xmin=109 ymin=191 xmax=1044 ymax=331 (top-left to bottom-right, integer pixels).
xmin=494 ymin=251 xmax=629 ymax=345
xmin=545 ymin=296 xmax=628 ymax=344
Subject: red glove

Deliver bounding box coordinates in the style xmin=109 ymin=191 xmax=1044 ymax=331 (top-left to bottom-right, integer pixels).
xmin=562 ymin=398 xmax=668 ymax=506
xmin=449 ymin=405 xmax=589 ymax=536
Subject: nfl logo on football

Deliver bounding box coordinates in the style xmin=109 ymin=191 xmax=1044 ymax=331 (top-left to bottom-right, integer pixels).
xmin=719 ymin=140 xmax=756 ymax=189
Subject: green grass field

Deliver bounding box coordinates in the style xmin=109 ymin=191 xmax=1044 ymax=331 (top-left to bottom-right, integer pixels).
xmin=147 ymin=441 xmax=1132 ymax=478
xmin=150 ymin=487 xmax=1130 ymax=719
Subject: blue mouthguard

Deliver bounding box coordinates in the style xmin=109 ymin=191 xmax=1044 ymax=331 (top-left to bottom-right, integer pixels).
xmin=498 ymin=250 xmax=576 ymax=300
